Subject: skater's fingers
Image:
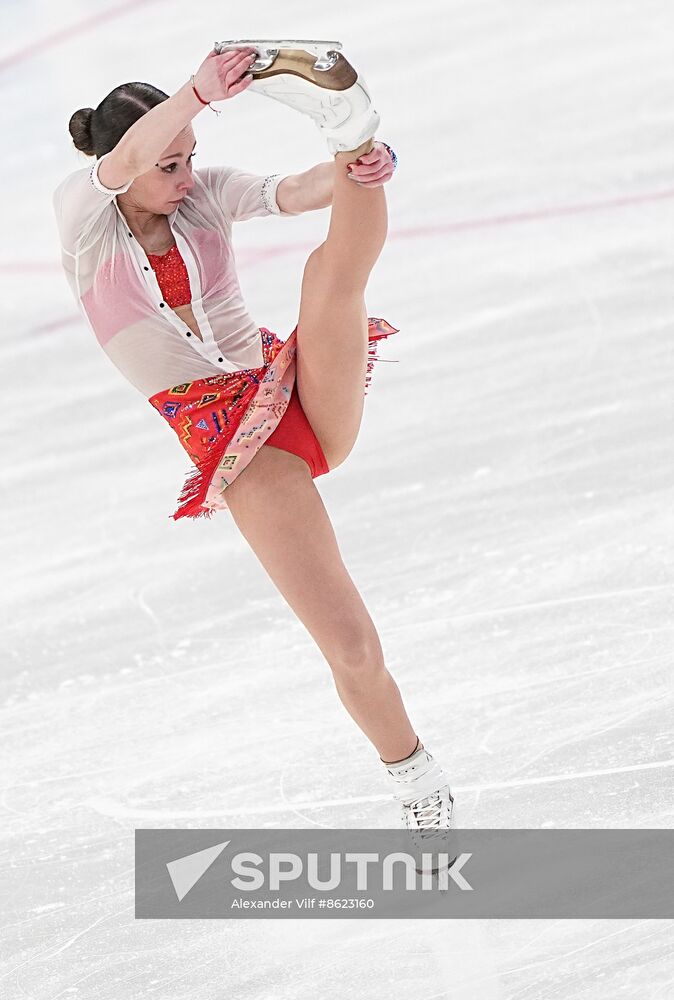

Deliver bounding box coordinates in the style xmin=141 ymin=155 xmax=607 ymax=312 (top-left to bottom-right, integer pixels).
xmin=216 ymin=47 xmax=257 ymax=63
xmin=218 ymin=51 xmax=256 ymax=93
xmin=349 ymin=165 xmax=392 ymax=186
xmin=350 ymin=161 xmax=384 ymax=178
xmin=213 ymin=44 xmax=256 ymax=54
xmin=220 ymin=52 xmax=257 ymax=74
xmin=195 ymin=47 xmax=256 ymax=100
xmin=208 ymin=46 xmax=253 ymax=61
xmin=358 ymin=148 xmax=383 ymax=162
xmin=224 ymin=63 xmax=254 ymax=90
xmin=348 ymin=148 xmax=387 ymax=172
xmin=226 ymin=73 xmax=254 ymax=97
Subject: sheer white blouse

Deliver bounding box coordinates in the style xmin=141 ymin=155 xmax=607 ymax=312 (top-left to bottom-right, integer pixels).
xmin=52 ymin=150 xmax=298 ymax=397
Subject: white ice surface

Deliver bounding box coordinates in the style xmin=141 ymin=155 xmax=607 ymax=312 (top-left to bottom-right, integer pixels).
xmin=2 ymin=0 xmax=673 ymax=997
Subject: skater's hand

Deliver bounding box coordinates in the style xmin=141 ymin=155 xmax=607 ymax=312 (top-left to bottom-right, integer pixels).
xmin=346 ymin=142 xmax=396 ymax=187
xmin=192 ymin=46 xmax=258 ymax=103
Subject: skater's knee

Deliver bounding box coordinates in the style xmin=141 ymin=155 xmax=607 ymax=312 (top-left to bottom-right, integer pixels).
xmin=326 ymin=625 xmax=385 ymax=684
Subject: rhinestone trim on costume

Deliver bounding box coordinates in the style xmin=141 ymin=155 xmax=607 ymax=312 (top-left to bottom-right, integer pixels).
xmin=261 ymin=174 xmax=281 ymax=214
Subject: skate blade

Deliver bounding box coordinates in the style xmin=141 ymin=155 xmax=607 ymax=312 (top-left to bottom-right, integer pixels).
xmin=214 ymin=39 xmax=343 ymax=73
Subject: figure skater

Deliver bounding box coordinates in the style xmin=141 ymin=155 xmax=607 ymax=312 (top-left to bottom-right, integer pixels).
xmin=52 ymin=41 xmax=454 ymax=847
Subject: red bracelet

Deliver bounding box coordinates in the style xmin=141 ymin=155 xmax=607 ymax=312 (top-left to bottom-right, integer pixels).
xmin=190 ymin=75 xmax=220 ymax=116
xmin=191 ymin=78 xmax=208 ymax=105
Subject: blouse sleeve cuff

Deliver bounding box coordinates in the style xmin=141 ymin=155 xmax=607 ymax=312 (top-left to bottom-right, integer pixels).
xmin=90 ymin=152 xmax=134 ymax=196
xmin=261 ymin=173 xmax=296 ymax=216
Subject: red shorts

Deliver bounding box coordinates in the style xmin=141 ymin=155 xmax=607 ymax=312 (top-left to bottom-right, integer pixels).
xmin=264 ymin=382 xmax=329 ymax=477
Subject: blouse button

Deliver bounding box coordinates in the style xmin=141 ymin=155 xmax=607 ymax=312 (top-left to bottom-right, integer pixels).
xmin=186 ymin=331 xmax=191 ymax=336
xmin=159 ymin=302 xmax=165 ymax=307
xmin=218 ymin=357 xmax=224 ymax=362
xmin=128 ymin=231 xmax=133 ymax=237
xmin=143 ymin=266 xmax=149 ymax=271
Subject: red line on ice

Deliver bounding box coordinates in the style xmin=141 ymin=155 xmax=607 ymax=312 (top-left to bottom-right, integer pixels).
xmin=12 ymin=182 xmax=674 ymax=277
xmin=0 ymin=0 xmax=162 ymax=73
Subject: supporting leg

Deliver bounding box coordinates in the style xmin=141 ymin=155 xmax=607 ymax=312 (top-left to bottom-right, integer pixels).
xmin=223 ymin=444 xmax=420 ymax=764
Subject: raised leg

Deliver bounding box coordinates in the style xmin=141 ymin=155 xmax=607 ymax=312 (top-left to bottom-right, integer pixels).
xmin=223 ymin=443 xmax=419 ymax=763
xmin=295 ymin=139 xmax=389 ymax=469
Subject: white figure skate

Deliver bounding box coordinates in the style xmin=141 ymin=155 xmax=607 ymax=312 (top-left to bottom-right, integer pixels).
xmin=382 ymin=743 xmax=458 ymax=876
xmin=213 ymin=39 xmax=380 ymax=155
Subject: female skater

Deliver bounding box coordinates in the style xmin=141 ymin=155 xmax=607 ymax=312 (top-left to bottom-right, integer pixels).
xmin=52 ymin=42 xmax=454 ymax=843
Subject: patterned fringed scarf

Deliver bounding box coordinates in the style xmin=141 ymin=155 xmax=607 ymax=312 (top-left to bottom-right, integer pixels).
xmin=148 ymin=317 xmax=399 ymax=521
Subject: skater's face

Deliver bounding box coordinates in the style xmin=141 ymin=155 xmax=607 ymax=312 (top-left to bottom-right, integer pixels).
xmin=123 ymin=126 xmax=197 ymax=215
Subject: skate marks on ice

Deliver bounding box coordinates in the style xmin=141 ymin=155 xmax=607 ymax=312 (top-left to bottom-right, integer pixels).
xmin=84 ymin=753 xmax=674 ymax=824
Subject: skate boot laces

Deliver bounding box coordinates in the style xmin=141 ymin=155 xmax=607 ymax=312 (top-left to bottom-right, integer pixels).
xmin=385 ymin=749 xmax=454 ymax=836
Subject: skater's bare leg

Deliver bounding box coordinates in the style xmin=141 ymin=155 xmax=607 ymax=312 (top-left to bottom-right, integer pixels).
xmin=295 ymin=139 xmax=388 ymax=469
xmin=224 ymin=444 xmax=422 ymax=763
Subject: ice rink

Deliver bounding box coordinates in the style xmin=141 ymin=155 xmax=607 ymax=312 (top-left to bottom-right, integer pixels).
xmin=2 ymin=0 xmax=673 ymax=995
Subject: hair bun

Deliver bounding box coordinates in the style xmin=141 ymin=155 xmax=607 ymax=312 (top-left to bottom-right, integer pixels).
xmin=68 ymin=107 xmax=95 ymax=156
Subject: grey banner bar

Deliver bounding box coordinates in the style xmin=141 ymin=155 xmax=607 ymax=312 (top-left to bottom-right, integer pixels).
xmin=135 ymin=829 xmax=674 ymax=918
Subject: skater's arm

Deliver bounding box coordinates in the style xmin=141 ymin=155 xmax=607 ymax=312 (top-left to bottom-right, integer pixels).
xmin=114 ymin=81 xmax=206 ymax=180
xmin=277 ymin=142 xmax=395 ymax=213
xmin=276 ymin=162 xmax=335 ymax=213
xmin=108 ymin=48 xmax=257 ymax=180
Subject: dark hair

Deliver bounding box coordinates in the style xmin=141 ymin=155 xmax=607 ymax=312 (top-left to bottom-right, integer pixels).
xmin=68 ymin=82 xmax=169 ymax=158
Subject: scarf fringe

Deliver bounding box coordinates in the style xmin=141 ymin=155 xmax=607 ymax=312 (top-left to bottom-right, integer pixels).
xmin=170 ymin=318 xmax=400 ymax=521
xmin=170 ymin=430 xmax=233 ymax=520
xmin=364 ymin=324 xmax=399 ymax=396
